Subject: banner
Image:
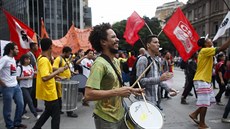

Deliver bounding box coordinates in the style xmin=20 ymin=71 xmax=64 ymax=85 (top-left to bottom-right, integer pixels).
xmin=2 ymin=9 xmax=38 ymax=60
xmin=123 ymin=11 xmax=145 ymax=46
xmin=75 ymin=28 xmax=92 ymax=51
xmin=213 ymin=11 xmax=230 ymax=41
xmin=163 ymin=8 xmax=200 ymax=61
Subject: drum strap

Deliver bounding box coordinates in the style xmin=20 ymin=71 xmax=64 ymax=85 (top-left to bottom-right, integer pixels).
xmin=100 ymin=54 xmax=124 ymax=86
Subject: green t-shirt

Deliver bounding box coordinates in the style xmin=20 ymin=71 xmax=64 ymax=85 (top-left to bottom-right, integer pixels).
xmin=86 ymin=57 xmax=125 ymax=122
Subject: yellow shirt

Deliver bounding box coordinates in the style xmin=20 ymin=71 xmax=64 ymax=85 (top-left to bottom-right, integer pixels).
xmin=36 ymin=56 xmax=58 ymax=101
xmin=53 ymin=56 xmax=71 ymax=97
xmin=193 ymin=47 xmax=216 ymax=83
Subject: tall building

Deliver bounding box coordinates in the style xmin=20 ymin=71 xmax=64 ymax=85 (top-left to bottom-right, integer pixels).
xmin=182 ymin=0 xmax=230 ymax=45
xmin=155 ymin=0 xmax=184 ymax=21
xmin=0 ymin=0 xmax=92 ymax=40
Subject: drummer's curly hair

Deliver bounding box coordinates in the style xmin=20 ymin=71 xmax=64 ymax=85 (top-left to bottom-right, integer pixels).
xmin=89 ymin=23 xmax=112 ymax=52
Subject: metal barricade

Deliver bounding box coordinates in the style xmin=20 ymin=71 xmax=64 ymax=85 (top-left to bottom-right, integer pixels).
xmin=57 ymin=80 xmax=79 ymax=111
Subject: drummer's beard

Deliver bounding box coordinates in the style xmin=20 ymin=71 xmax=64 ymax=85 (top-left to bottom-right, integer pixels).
xmin=109 ymin=48 xmax=118 ymax=54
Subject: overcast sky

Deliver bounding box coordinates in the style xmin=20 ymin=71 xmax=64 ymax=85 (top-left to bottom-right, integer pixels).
xmin=88 ymin=0 xmax=188 ymax=26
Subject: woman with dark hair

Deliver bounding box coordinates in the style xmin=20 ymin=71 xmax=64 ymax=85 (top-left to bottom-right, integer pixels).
xmin=215 ymin=52 xmax=227 ymax=106
xmin=17 ymin=54 xmax=40 ymax=120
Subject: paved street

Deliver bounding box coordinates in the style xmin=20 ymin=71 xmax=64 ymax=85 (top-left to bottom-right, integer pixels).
xmin=0 ymin=67 xmax=230 ymax=129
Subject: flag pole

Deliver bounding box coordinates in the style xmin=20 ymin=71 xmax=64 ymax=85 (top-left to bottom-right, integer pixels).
xmin=139 ymin=38 xmax=146 ymax=48
xmin=157 ymin=29 xmax=163 ymax=37
xmin=144 ymin=22 xmax=153 ymax=35
xmin=222 ymin=0 xmax=230 ymax=10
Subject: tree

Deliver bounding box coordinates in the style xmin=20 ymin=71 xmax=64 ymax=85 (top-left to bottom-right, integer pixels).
xmin=112 ymin=16 xmax=176 ymax=56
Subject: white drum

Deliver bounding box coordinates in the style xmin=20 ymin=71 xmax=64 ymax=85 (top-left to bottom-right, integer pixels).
xmin=125 ymin=101 xmax=164 ymax=129
xmin=71 ymin=74 xmax=87 ymax=88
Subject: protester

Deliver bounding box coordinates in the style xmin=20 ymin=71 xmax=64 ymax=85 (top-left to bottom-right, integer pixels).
xmin=161 ymin=51 xmax=172 ymax=99
xmin=81 ymin=49 xmax=94 ymax=78
xmin=136 ymin=35 xmax=178 ymax=110
xmin=222 ymin=53 xmax=230 ymax=123
xmin=85 ymin=23 xmax=144 ymax=129
xmin=17 ymin=54 xmax=40 ymax=120
xmin=138 ymin=47 xmax=146 ymax=57
xmin=127 ymin=51 xmax=136 ymax=72
xmin=73 ymin=49 xmax=85 ymax=74
xmin=32 ymin=38 xmax=67 ymax=129
xmin=27 ymin=42 xmax=43 ymax=112
xmin=215 ymin=52 xmax=227 ymax=106
xmin=0 ymin=42 xmax=27 ymax=129
xmin=181 ymin=53 xmax=197 ymax=104
xmin=80 ymin=49 xmax=94 ymax=106
xmin=189 ymin=35 xmax=230 ymax=129
xmin=53 ymin=46 xmax=78 ymax=117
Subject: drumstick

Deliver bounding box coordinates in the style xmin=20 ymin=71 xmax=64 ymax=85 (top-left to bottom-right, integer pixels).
xmin=131 ymin=61 xmax=154 ymax=88
xmin=137 ymin=82 xmax=150 ymax=113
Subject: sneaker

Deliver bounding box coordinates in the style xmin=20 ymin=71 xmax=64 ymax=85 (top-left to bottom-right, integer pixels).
xmin=188 ymin=92 xmax=193 ymax=96
xmin=67 ymin=113 xmax=78 ymax=118
xmin=222 ymin=118 xmax=230 ymax=123
xmin=181 ymin=98 xmax=189 ymax=105
xmin=22 ymin=115 xmax=30 ymax=119
xmin=217 ymin=102 xmax=225 ymax=106
xmin=36 ymin=114 xmax=40 ymax=120
xmin=14 ymin=123 xmax=27 ymax=128
xmin=36 ymin=108 xmax=43 ymax=112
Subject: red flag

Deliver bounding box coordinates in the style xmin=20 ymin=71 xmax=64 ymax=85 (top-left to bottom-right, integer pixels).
xmin=163 ymin=8 xmax=200 ymax=61
xmin=123 ymin=11 xmax=145 ymax=46
xmin=2 ymin=9 xmax=38 ymax=60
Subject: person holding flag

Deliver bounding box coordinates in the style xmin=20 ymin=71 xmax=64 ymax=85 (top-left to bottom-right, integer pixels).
xmin=189 ymin=35 xmax=230 ymax=129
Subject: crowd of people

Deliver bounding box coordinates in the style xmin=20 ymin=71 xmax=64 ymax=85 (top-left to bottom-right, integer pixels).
xmin=0 ymin=22 xmax=230 ymax=129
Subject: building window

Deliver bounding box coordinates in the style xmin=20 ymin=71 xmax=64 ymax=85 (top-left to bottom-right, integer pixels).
xmin=213 ymin=21 xmax=219 ymax=36
xmin=202 ymin=4 xmax=206 ymax=17
xmin=198 ymin=6 xmax=202 ymax=18
xmin=188 ymin=11 xmax=192 ymax=21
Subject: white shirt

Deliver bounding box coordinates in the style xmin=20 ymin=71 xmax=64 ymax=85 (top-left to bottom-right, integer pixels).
xmin=17 ymin=65 xmax=34 ymax=88
xmin=81 ymin=58 xmax=93 ymax=78
xmin=0 ymin=55 xmax=18 ymax=87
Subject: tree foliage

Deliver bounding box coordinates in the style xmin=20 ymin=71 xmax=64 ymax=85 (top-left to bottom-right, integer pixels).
xmin=112 ymin=16 xmax=176 ymax=56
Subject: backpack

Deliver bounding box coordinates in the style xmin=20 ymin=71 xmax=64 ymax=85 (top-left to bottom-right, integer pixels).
xmin=129 ymin=55 xmax=152 ymax=88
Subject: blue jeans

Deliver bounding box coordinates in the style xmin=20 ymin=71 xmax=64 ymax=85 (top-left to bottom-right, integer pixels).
xmin=2 ymin=85 xmax=24 ymax=129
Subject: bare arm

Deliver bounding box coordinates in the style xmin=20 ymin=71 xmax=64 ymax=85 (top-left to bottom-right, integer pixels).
xmin=217 ymin=38 xmax=230 ymax=53
xmin=0 ymin=79 xmax=6 ymax=87
xmin=17 ymin=76 xmax=33 ymax=80
xmin=42 ymin=66 xmax=68 ymax=82
xmin=84 ymin=86 xmax=143 ymax=101
xmin=75 ymin=56 xmax=87 ymax=65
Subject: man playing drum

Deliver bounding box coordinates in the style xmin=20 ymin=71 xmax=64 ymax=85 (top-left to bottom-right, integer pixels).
xmin=84 ymin=23 xmax=144 ymax=129
xmin=135 ymin=35 xmax=178 ymax=110
xmin=53 ymin=46 xmax=78 ymax=118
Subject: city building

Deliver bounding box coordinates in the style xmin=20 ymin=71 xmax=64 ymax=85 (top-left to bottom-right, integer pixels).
xmin=182 ymin=0 xmax=230 ymax=45
xmin=0 ymin=0 xmax=92 ymax=40
xmin=155 ymin=0 xmax=185 ymax=22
